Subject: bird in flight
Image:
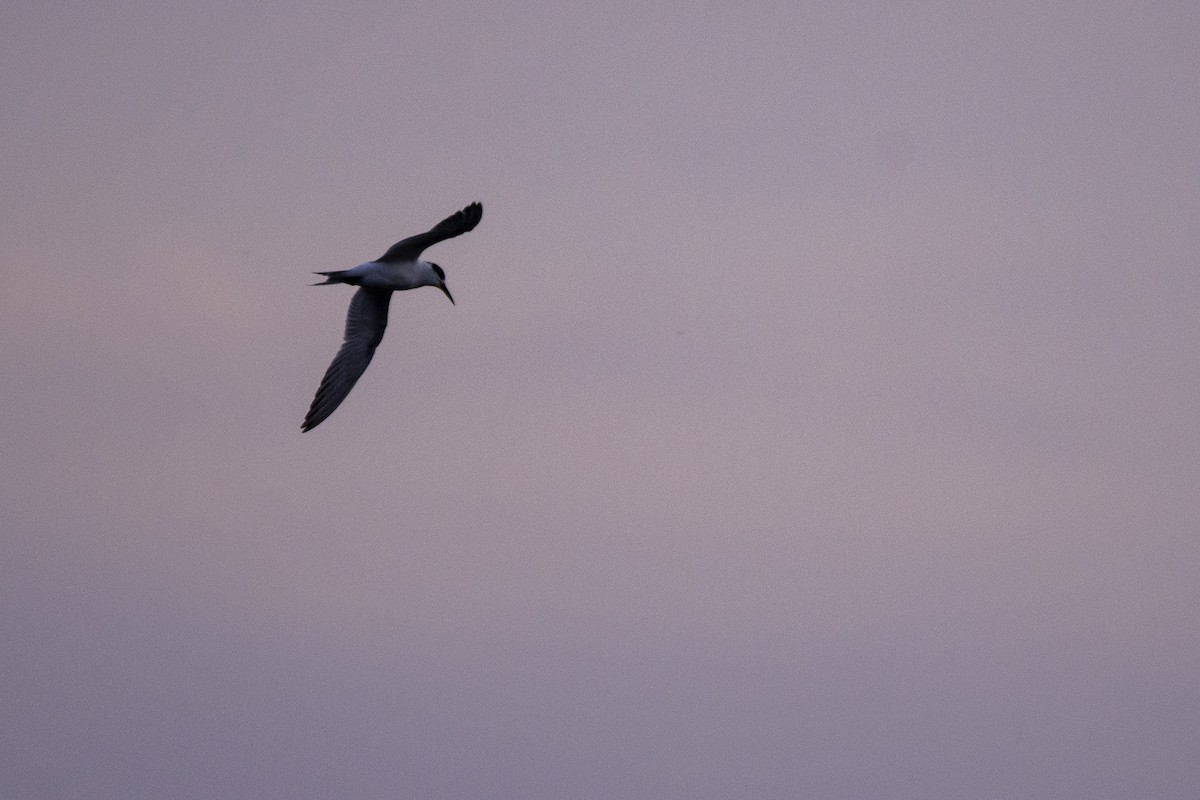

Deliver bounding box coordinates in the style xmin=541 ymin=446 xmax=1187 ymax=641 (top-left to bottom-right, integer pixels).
xmin=302 ymin=202 xmax=482 ymax=432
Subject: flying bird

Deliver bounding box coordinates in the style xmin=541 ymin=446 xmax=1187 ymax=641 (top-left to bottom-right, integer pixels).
xmin=301 ymin=202 xmax=482 ymax=432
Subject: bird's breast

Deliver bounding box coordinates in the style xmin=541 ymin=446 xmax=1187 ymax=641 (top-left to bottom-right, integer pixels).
xmin=358 ymin=261 xmax=421 ymax=291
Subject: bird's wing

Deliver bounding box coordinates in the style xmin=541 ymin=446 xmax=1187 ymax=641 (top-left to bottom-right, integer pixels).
xmin=376 ymin=202 xmax=482 ymax=263
xmin=302 ymin=287 xmax=393 ymax=431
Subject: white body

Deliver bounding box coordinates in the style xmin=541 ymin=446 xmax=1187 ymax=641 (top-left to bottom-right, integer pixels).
xmin=342 ymin=259 xmax=442 ymax=290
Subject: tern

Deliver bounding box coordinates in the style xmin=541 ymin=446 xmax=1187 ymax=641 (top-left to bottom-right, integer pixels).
xmin=301 ymin=201 xmax=482 ymax=432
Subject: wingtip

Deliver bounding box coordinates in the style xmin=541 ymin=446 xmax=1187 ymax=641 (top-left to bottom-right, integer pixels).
xmin=301 ymin=405 xmax=328 ymax=432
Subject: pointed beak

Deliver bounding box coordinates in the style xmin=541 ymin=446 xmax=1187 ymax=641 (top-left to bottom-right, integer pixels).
xmin=440 ymin=283 xmax=455 ymax=305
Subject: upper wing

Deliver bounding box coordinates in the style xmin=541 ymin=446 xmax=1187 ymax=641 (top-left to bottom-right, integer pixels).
xmin=302 ymin=287 xmax=393 ymax=432
xmin=376 ymin=202 xmax=483 ymax=263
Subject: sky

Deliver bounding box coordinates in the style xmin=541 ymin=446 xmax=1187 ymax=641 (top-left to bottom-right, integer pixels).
xmin=3 ymin=1 xmax=1199 ymax=797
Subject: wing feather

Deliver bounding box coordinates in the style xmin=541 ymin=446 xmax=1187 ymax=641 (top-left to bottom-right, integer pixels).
xmin=302 ymin=288 xmax=392 ymax=431
xmin=376 ymin=202 xmax=482 ymax=263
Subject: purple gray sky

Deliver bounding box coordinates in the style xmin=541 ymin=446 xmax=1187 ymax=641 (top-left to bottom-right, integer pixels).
xmin=3 ymin=2 xmax=1199 ymax=797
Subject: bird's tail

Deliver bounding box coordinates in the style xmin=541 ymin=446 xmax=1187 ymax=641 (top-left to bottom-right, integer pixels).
xmin=310 ymin=270 xmax=356 ymax=286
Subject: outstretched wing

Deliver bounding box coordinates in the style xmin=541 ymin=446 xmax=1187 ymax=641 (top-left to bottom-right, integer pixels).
xmin=376 ymin=202 xmax=483 ymax=263
xmin=302 ymin=287 xmax=393 ymax=431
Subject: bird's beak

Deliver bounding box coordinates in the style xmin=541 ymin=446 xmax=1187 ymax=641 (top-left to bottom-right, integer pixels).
xmin=440 ymin=283 xmax=455 ymax=305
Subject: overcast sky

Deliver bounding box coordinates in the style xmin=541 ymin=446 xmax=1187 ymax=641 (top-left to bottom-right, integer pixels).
xmin=3 ymin=2 xmax=1199 ymax=798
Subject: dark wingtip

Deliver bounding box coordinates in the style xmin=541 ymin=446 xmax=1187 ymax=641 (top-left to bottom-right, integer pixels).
xmin=462 ymin=201 xmax=482 ymax=230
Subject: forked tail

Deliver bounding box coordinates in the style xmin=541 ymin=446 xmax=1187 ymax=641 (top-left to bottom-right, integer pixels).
xmin=310 ymin=270 xmax=360 ymax=286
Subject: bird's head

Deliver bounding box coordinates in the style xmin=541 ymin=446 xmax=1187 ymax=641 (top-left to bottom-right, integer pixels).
xmin=429 ymin=263 xmax=454 ymax=305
